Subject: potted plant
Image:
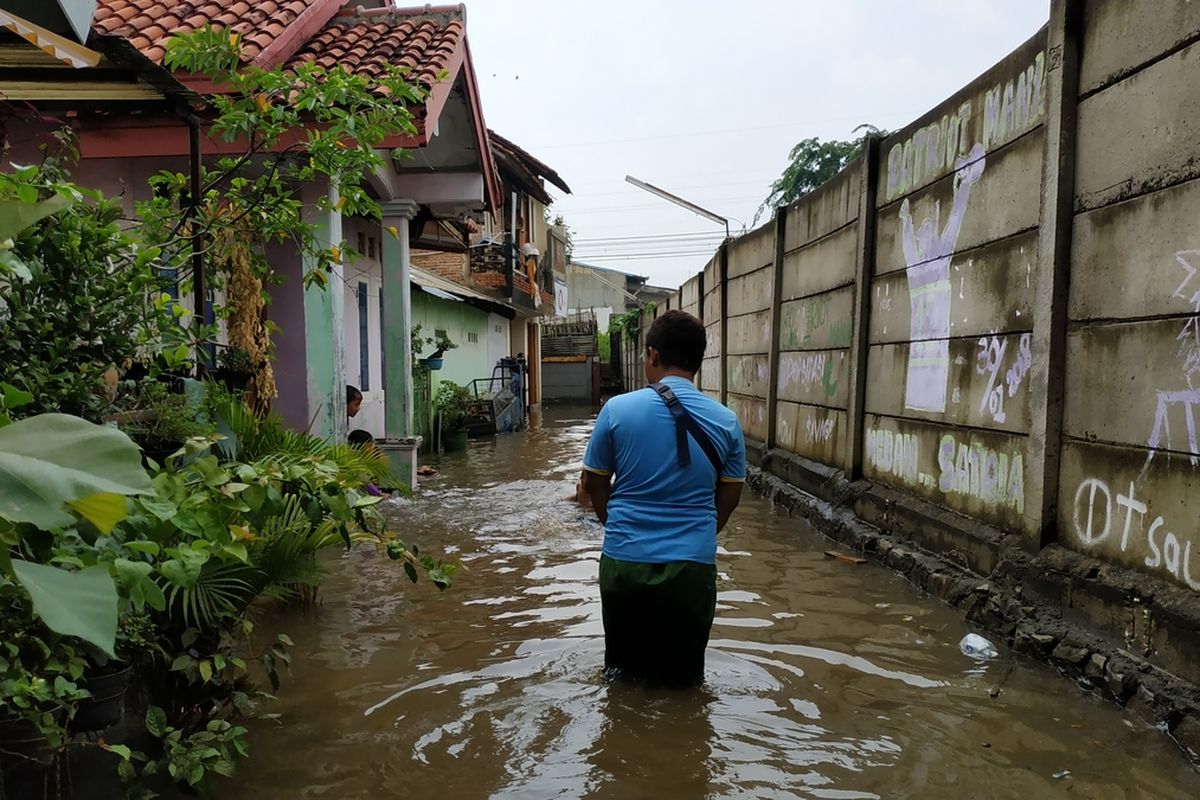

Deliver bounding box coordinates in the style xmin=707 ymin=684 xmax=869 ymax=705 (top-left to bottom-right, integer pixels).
xmin=434 ymin=381 xmax=472 ymax=452
xmin=412 ymin=325 xmax=457 ymax=371
xmin=113 ymin=380 xmax=215 ymax=466
xmin=212 ymin=347 xmax=256 ymax=391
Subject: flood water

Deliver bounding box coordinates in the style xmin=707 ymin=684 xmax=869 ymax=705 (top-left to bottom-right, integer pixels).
xmin=229 ymin=410 xmax=1200 ymax=799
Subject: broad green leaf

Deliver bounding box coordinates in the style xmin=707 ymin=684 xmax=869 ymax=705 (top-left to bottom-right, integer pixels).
xmin=0 ymin=414 xmax=152 ymax=530
xmin=0 ymin=383 xmax=32 ymax=410
xmin=69 ymin=492 xmax=128 ymax=534
xmin=11 ymin=562 xmax=118 ymax=657
xmin=125 ymin=541 xmax=161 ymax=556
xmin=198 ymin=660 xmax=213 ymax=683
xmin=0 ymin=195 xmax=73 ymax=240
xmin=145 ymin=706 xmax=168 ymax=737
xmin=139 ymin=497 xmax=178 ymax=522
xmin=102 ymin=743 xmax=133 ymax=761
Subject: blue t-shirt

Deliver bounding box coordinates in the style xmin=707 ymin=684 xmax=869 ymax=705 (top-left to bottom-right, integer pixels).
xmin=582 ymin=376 xmax=746 ymax=565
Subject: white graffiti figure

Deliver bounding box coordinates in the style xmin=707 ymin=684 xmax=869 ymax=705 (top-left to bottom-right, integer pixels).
xmin=1142 ymin=250 xmax=1200 ymax=479
xmin=899 ymin=143 xmax=986 ymax=413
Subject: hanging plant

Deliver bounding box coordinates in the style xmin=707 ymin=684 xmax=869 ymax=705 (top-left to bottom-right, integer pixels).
xmin=213 ymin=222 xmax=276 ymax=416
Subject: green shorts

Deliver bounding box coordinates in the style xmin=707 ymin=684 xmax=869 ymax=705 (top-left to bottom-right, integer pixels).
xmin=598 ymin=554 xmax=717 ymax=687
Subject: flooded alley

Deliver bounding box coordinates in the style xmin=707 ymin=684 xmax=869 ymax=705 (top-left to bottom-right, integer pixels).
xmin=229 ymin=413 xmax=1200 ymax=799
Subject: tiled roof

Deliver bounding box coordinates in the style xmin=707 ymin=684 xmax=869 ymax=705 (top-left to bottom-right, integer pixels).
xmin=287 ymin=11 xmax=463 ymax=87
xmin=92 ymin=0 xmax=325 ymax=65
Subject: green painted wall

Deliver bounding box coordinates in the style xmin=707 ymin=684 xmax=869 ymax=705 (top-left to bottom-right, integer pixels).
xmin=412 ymin=291 xmax=491 ymax=397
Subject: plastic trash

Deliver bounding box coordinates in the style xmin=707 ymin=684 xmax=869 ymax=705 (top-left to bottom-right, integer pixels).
xmin=959 ymin=633 xmax=999 ymax=660
xmin=1053 ymin=770 xmax=1072 ymax=780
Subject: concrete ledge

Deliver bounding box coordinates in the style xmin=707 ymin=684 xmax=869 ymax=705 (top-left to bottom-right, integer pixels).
xmin=747 ymin=464 xmax=1200 ymax=766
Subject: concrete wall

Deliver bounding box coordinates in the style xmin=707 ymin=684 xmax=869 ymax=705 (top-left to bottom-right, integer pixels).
xmin=654 ymin=0 xmax=1200 ymax=716
xmin=1059 ymin=0 xmax=1200 ymax=593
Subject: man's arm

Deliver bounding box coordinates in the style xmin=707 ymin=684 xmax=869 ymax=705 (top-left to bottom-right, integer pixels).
xmin=582 ymin=470 xmax=612 ymax=524
xmin=716 ymin=481 xmax=742 ymax=533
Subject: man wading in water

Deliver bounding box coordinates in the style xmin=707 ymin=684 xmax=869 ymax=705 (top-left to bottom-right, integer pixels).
xmin=582 ymin=310 xmax=746 ymax=687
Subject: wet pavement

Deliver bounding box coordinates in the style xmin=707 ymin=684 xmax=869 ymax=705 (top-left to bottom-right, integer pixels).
xmin=228 ymin=410 xmax=1200 ymax=799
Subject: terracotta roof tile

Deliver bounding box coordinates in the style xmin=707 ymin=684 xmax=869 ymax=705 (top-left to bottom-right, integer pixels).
xmin=287 ymin=9 xmax=465 ymax=87
xmin=92 ymin=0 xmax=328 ymax=65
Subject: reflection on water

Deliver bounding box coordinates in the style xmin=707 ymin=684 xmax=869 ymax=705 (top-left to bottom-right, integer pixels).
xmin=228 ymin=411 xmax=1200 ymax=799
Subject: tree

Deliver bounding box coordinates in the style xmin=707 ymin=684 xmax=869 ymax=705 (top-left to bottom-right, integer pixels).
xmin=755 ymin=125 xmax=887 ymax=224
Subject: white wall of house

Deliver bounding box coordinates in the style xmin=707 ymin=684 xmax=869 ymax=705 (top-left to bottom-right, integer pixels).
xmin=486 ymin=313 xmax=510 ymax=376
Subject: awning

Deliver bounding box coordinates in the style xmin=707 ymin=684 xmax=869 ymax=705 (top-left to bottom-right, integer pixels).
xmin=0 ymin=10 xmax=101 ymax=69
xmin=420 ymin=285 xmax=461 ymax=303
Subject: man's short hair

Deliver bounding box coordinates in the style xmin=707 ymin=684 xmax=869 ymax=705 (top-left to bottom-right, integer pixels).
xmin=645 ymin=310 xmax=707 ymax=373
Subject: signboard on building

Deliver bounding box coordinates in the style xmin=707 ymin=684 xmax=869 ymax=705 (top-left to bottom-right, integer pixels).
xmin=554 ymin=280 xmax=569 ymax=318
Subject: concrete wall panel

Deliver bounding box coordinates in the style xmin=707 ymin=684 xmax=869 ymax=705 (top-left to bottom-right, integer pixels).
xmin=866 ymin=334 xmax=1035 ymax=433
xmin=1070 ymin=177 xmax=1200 ymax=321
xmin=1079 ymin=0 xmax=1200 ymax=95
xmin=777 ymin=402 xmax=847 ymax=468
xmin=700 ymin=356 xmax=722 ymax=393
xmin=864 ymin=414 xmax=1029 ymax=531
xmin=726 ymin=266 xmax=774 ymax=317
xmin=869 ymin=230 xmax=1037 ymax=344
xmin=779 ymin=286 xmax=854 ymax=351
xmin=1075 ymin=40 xmax=1200 ymax=211
xmin=1064 ymin=319 xmax=1200 ymax=453
xmin=727 ymin=225 xmax=774 ymax=280
xmin=777 ymin=349 xmax=850 ymax=408
xmin=781 ymin=224 xmax=858 ymax=301
xmin=681 ymin=275 xmax=701 ymax=311
xmin=705 ymin=321 xmax=722 ymax=360
xmin=728 ymin=393 xmax=768 ymax=443
xmin=1060 ymin=439 xmax=1200 ymax=594
xmin=727 ymin=309 xmax=772 ymax=356
xmin=876 ymin=131 xmax=1043 ymax=279
xmin=727 ymin=354 xmax=770 ymax=401
xmin=783 ymin=166 xmax=861 ymax=250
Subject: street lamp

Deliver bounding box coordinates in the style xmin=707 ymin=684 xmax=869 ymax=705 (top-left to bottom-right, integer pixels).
xmin=624 ymin=175 xmax=730 ymax=239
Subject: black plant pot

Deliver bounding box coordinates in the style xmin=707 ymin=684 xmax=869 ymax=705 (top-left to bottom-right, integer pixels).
xmin=0 ymin=718 xmax=54 ymax=771
xmin=211 ymin=368 xmax=252 ymax=391
xmin=71 ymin=665 xmax=133 ymax=734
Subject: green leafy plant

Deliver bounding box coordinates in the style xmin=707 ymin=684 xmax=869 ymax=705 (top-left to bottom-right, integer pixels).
xmin=0 ymin=163 xmax=173 ymax=422
xmin=755 ymin=124 xmax=888 ymax=223
xmin=216 ymin=347 xmax=255 ymax=375
xmin=113 ymin=380 xmax=216 ymax=455
xmin=434 ymin=381 xmax=472 ymax=433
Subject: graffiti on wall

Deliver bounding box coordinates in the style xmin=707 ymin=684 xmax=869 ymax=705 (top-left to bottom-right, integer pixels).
xmin=1142 ymin=250 xmax=1200 ymax=478
xmin=1072 ymin=478 xmax=1200 ymax=591
xmin=779 ymin=352 xmax=839 ymax=399
xmin=938 ymin=434 xmax=1025 ymax=513
xmin=806 ymin=416 xmax=835 ymax=444
xmin=865 ymin=426 xmax=1026 ymax=514
xmin=886 ymin=51 xmax=1044 ymax=201
xmin=782 ymin=293 xmax=852 ymax=350
xmin=900 ymin=144 xmax=986 ymax=413
xmin=976 ymin=333 xmax=1033 ymax=424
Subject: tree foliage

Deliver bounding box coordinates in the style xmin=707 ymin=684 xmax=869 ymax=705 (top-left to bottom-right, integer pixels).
xmin=755 ymin=125 xmax=887 ymax=224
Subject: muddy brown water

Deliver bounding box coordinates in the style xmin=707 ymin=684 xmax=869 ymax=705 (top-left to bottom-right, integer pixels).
xmin=228 ymin=410 xmax=1200 ymax=799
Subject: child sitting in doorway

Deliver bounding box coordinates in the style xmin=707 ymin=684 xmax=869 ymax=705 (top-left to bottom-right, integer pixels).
xmin=348 ymin=429 xmax=391 ymax=497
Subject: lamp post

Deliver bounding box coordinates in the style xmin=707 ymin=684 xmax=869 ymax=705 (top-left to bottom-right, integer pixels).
xmin=623 ymin=175 xmax=730 ymax=239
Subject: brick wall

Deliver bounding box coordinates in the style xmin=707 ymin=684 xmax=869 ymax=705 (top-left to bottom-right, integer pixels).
xmin=412 ymin=249 xmax=467 ymax=284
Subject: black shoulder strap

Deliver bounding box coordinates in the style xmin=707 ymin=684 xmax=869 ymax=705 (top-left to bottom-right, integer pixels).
xmin=650 ymin=382 xmax=724 ymax=478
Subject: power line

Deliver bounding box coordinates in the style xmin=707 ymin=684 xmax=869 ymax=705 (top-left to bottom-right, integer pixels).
xmin=526 ymin=113 xmax=909 ymax=151
xmin=574 ymin=231 xmax=726 ymax=243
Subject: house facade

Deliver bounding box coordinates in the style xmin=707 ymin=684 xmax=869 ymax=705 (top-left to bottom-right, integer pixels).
xmin=6 ymin=0 xmax=514 ymax=478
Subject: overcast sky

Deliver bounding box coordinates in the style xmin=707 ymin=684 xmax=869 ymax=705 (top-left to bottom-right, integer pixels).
xmin=465 ymin=0 xmax=1050 ymax=290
